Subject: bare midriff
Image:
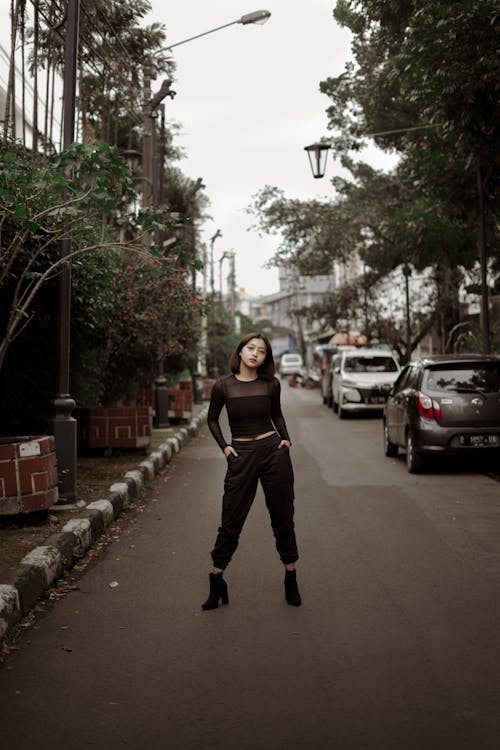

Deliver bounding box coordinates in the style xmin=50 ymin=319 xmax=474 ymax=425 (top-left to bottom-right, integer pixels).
xmin=233 ymin=430 xmax=276 ymax=442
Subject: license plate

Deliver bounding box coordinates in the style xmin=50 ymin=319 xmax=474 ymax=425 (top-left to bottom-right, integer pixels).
xmin=368 ymin=396 xmax=386 ymax=404
xmin=457 ymin=434 xmax=499 ymax=447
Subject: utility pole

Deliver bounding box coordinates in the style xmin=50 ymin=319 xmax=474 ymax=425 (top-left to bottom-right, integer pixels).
xmin=210 ymin=230 xmax=222 ymax=377
xmin=141 ymin=61 xmax=154 ymax=210
xmin=140 ymin=74 xmax=175 ymax=428
xmin=229 ymin=251 xmax=236 ymax=325
xmin=477 ymin=158 xmax=490 ymax=354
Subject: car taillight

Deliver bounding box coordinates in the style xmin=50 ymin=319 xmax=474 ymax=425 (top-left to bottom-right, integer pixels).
xmin=416 ymin=391 xmax=441 ymax=421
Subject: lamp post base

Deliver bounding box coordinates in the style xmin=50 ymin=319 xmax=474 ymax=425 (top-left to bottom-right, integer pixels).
xmin=155 ymin=374 xmax=170 ymax=428
xmin=193 ymin=372 xmax=203 ymax=405
xmin=52 ymin=395 xmax=77 ymax=502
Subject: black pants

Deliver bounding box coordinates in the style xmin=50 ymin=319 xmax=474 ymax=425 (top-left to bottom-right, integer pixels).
xmin=211 ymin=433 xmax=299 ymax=570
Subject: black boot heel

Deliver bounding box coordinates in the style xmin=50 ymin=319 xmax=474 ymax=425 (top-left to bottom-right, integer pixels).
xmin=284 ymin=569 xmax=302 ymax=607
xmin=201 ymin=572 xmax=229 ymax=610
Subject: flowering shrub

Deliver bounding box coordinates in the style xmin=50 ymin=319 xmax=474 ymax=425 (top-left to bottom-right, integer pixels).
xmin=98 ymin=250 xmax=204 ymax=405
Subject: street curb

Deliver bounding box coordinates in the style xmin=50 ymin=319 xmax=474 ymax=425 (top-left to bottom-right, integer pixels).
xmin=0 ymin=407 xmax=208 ymax=641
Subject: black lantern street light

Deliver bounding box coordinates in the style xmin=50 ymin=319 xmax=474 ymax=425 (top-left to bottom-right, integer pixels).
xmin=304 ymin=142 xmax=331 ymax=179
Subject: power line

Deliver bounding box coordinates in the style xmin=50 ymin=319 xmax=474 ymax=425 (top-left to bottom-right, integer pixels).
xmin=364 ymin=123 xmax=443 ymax=138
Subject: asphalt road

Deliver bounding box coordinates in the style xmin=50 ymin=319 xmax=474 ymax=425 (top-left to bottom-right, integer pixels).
xmin=1 ymin=383 xmax=500 ymax=750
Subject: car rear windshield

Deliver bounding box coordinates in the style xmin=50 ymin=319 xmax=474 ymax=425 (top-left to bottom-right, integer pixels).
xmin=425 ymin=363 xmax=500 ymax=393
xmin=344 ymin=356 xmax=398 ymax=373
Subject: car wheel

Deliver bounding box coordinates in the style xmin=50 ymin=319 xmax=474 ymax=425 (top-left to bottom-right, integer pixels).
xmin=383 ymin=421 xmax=398 ymax=457
xmin=406 ymin=430 xmax=425 ymax=473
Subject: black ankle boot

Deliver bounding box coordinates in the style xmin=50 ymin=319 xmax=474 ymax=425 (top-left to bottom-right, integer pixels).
xmin=284 ymin=569 xmax=302 ymax=606
xmin=201 ymin=572 xmax=229 ymax=610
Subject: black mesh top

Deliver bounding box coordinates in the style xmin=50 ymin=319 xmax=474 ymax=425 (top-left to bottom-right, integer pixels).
xmin=207 ymin=374 xmax=291 ymax=452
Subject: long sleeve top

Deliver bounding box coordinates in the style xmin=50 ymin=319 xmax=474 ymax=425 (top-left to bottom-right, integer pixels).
xmin=207 ymin=374 xmax=291 ymax=452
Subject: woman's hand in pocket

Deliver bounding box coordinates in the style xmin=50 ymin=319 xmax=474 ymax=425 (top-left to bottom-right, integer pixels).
xmin=224 ymin=446 xmax=238 ymax=459
xmin=278 ymin=440 xmax=291 ymax=449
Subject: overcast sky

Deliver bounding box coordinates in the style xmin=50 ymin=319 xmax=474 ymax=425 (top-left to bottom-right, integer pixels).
xmin=0 ymin=0 xmax=396 ymax=297
xmin=144 ymin=1 xmax=396 ymax=297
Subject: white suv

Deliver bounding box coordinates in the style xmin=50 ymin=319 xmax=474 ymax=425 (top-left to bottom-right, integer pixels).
xmin=331 ymin=348 xmax=401 ymax=418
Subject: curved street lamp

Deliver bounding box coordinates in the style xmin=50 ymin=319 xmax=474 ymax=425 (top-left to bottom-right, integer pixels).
xmin=145 ymin=11 xmax=271 ymax=422
xmin=158 ymin=10 xmax=271 ymax=53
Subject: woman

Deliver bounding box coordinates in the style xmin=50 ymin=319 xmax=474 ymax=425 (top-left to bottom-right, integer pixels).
xmin=202 ymin=332 xmax=301 ymax=610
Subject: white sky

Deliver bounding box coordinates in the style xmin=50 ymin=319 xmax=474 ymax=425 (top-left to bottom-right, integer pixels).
xmin=144 ymin=1 xmax=396 ymax=296
xmin=0 ymin=0 xmax=396 ymax=297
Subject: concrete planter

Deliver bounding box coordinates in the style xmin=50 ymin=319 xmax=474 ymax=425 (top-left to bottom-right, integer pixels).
xmin=76 ymin=406 xmax=153 ymax=451
xmin=0 ymin=435 xmax=59 ymax=515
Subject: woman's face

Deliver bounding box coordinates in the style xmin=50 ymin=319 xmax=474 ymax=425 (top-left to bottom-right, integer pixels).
xmin=240 ymin=337 xmax=267 ymax=370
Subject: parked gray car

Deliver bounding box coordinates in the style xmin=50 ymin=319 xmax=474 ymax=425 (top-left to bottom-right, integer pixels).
xmin=383 ymin=354 xmax=500 ymax=473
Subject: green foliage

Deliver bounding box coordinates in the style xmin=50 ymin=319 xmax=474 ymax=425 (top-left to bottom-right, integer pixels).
xmin=326 ymin=0 xmax=499 ymax=266
xmin=249 ymin=0 xmax=498 ymax=355
xmin=0 ymin=139 xmax=205 ymax=427
xmin=0 ymin=140 xmax=135 ymax=371
xmin=2 ymin=2 xmax=213 ymax=433
xmin=97 ymin=252 xmax=204 ymax=405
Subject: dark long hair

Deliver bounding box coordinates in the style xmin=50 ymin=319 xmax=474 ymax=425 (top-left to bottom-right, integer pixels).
xmin=228 ymin=332 xmax=275 ymax=380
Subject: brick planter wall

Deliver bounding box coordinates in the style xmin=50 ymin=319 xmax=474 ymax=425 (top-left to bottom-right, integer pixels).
xmin=202 ymin=378 xmax=215 ymax=401
xmin=0 ymin=436 xmax=59 ymax=515
xmin=167 ymin=389 xmax=193 ymax=420
xmin=76 ymin=407 xmax=153 ymax=451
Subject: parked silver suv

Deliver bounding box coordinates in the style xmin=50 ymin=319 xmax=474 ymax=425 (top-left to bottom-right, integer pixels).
xmin=331 ymin=348 xmax=401 ymax=418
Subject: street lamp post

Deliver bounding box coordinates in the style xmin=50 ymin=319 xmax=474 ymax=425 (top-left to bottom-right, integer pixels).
xmin=52 ymin=0 xmax=80 ymax=502
xmin=146 ymin=9 xmax=271 ymax=390
xmin=141 ymin=75 xmax=175 ymax=428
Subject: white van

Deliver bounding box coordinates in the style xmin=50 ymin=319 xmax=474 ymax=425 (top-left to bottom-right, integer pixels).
xmin=279 ymin=353 xmax=303 ymax=376
xmin=331 ymin=348 xmax=400 ymax=418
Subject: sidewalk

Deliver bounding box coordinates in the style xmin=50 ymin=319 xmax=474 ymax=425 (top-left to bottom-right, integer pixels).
xmin=0 ymin=406 xmax=208 ymax=642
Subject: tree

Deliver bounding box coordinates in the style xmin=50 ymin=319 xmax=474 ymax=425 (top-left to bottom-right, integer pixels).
xmin=249 ymin=1 xmax=499 ymax=354
xmin=98 ymin=252 xmax=204 ymax=405
xmin=1 ymin=1 xmax=212 ymax=434
xmin=0 ymin=139 xmax=203 ymax=429
xmin=323 ymin=0 xmax=499 ymax=285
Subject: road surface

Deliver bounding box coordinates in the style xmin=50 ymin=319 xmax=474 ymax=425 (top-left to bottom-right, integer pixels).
xmin=1 ymin=383 xmax=500 ymax=749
